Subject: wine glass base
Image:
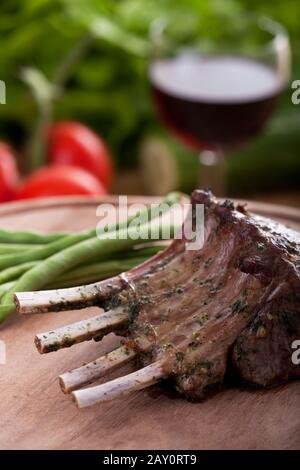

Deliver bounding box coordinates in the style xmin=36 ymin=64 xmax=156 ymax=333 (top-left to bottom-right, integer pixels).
xmin=198 ymin=151 xmax=226 ymax=197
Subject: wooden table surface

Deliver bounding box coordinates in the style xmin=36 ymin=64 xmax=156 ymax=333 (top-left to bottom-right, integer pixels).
xmin=0 ymin=196 xmax=299 ymax=450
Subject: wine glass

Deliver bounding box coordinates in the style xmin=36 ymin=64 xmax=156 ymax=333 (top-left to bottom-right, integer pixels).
xmin=149 ymin=14 xmax=291 ymax=195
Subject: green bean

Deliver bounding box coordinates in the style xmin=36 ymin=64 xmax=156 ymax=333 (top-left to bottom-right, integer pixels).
xmin=0 ymin=244 xmax=163 ymax=286
xmin=0 ymin=229 xmax=109 ymax=271
xmin=0 ymin=192 xmax=180 ymax=271
xmin=0 ymin=282 xmax=14 ymax=300
xmin=14 ymin=219 xmax=174 ymax=291
xmin=48 ymin=257 xmax=147 ymax=289
xmin=109 ymin=244 xmax=166 ymax=260
xmin=0 ymin=192 xmax=181 ymax=322
xmin=0 ymin=233 xmax=89 ymax=271
xmin=0 ymin=245 xmax=163 ymax=287
xmin=0 ymin=243 xmax=43 ymax=255
xmin=0 ymin=262 xmax=38 ymax=284
xmin=57 ymin=246 xmax=163 ymax=282
xmin=0 ymin=304 xmax=15 ymax=318
xmin=0 ymin=229 xmax=66 ymax=244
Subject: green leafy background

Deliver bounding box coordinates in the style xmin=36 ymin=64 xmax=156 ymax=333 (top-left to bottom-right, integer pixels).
xmin=0 ymin=0 xmax=299 ymax=194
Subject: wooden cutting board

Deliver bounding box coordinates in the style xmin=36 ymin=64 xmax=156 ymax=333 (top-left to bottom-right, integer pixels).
xmin=0 ymin=196 xmax=299 ymax=450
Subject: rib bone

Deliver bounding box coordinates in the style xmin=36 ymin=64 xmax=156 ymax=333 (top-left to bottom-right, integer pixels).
xmin=59 ymin=345 xmax=136 ymax=393
xmin=35 ymin=307 xmax=128 ymax=354
xmin=15 ymin=276 xmax=124 ymax=315
xmin=72 ymin=360 xmax=166 ymax=408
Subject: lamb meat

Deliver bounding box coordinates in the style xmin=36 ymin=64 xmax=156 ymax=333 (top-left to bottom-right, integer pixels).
xmin=15 ymin=189 xmax=300 ymax=407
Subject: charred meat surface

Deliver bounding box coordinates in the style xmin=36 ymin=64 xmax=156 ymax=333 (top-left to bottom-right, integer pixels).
xmin=16 ymin=189 xmax=300 ymax=406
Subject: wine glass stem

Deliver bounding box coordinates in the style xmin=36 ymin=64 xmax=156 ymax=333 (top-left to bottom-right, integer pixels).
xmin=198 ymin=150 xmax=226 ymax=196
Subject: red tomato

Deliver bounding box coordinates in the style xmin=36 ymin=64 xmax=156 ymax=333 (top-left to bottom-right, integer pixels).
xmin=0 ymin=143 xmax=19 ymax=202
xmin=16 ymin=165 xmax=107 ymax=200
xmin=48 ymin=121 xmax=114 ymax=190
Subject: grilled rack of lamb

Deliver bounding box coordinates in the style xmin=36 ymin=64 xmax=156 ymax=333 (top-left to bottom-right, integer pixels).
xmin=15 ymin=189 xmax=300 ymax=408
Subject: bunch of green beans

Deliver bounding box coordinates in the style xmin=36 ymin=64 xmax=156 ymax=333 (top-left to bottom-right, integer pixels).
xmin=0 ymin=192 xmax=181 ymax=324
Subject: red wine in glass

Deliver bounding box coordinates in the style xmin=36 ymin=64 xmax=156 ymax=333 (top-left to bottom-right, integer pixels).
xmin=150 ymin=53 xmax=282 ymax=152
